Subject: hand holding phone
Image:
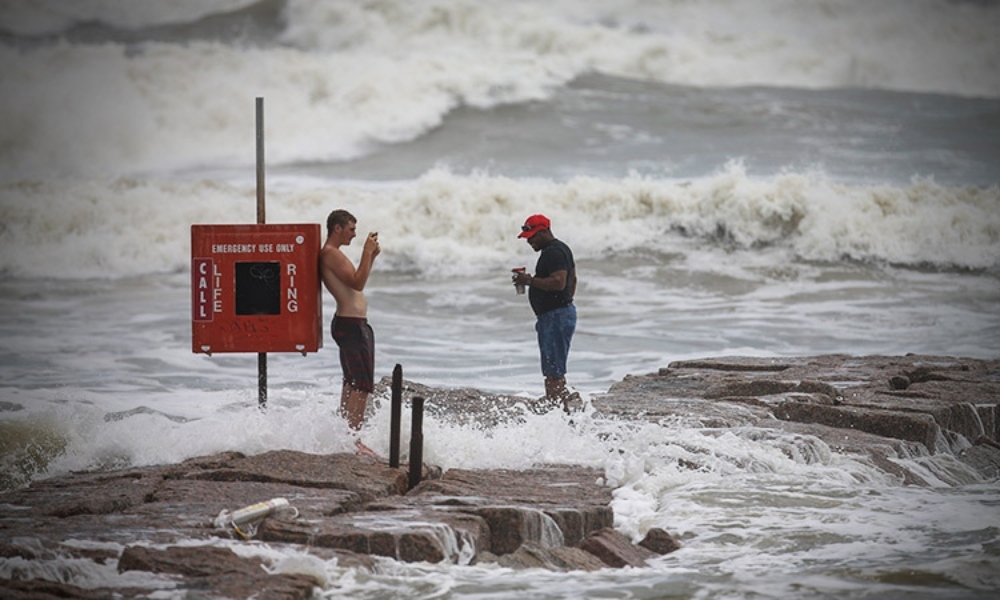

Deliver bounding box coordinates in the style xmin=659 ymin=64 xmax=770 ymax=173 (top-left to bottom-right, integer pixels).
xmin=364 ymin=231 xmax=381 ymax=257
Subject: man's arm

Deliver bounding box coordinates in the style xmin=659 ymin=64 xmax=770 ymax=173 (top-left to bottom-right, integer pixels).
xmin=323 ymin=233 xmax=380 ymax=291
xmin=528 ymin=269 xmax=567 ymax=291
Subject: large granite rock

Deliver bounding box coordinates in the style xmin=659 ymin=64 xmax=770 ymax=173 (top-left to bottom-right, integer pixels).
xmin=1 ymin=354 xmax=996 ymax=598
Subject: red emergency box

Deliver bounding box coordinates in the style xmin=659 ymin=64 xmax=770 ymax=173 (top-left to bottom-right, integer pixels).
xmin=191 ymin=224 xmax=323 ymax=355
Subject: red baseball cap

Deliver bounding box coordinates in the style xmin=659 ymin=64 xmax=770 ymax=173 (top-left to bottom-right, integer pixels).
xmin=517 ymin=214 xmax=550 ymax=239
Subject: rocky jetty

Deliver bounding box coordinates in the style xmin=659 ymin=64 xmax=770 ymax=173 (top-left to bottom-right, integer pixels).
xmin=1 ymin=354 xmax=997 ymax=598
xmin=601 ymin=354 xmax=1000 ymax=486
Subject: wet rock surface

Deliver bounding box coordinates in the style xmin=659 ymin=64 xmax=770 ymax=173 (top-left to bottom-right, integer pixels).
xmin=2 ymin=354 xmax=997 ymax=598
xmin=597 ymin=354 xmax=1000 ymax=485
xmin=0 ymin=451 xmax=639 ymax=598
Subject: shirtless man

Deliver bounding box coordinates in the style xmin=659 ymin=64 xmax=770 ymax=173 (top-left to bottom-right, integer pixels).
xmin=320 ymin=209 xmax=380 ymax=455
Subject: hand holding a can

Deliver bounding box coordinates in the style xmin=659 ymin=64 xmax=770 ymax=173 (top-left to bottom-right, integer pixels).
xmin=511 ymin=267 xmax=527 ymax=294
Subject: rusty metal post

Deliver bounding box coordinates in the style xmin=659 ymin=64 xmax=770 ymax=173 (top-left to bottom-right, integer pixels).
xmin=407 ymin=396 xmax=424 ymax=490
xmin=255 ymin=97 xmax=267 ymax=408
xmin=390 ymin=364 xmax=402 ymax=468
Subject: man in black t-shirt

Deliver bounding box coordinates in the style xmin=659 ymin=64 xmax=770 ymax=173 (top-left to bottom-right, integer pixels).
xmin=512 ymin=214 xmax=580 ymax=412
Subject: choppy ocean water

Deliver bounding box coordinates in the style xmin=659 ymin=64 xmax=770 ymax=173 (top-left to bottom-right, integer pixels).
xmin=1 ymin=1 xmax=999 ymax=597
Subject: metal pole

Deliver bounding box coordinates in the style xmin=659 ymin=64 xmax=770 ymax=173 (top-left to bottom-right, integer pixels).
xmin=408 ymin=396 xmax=425 ymax=490
xmin=256 ymin=97 xmax=265 ymax=224
xmin=257 ymin=353 xmax=267 ymax=409
xmin=390 ymin=364 xmax=402 ymax=468
xmin=256 ymin=97 xmax=267 ymax=409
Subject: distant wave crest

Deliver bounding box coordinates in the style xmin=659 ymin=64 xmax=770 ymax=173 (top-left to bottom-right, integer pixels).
xmin=1 ymin=0 xmax=997 ymax=180
xmin=1 ymin=166 xmax=996 ymax=280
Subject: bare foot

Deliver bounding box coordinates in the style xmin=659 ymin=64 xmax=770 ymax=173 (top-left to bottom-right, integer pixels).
xmin=354 ymin=439 xmax=381 ymax=459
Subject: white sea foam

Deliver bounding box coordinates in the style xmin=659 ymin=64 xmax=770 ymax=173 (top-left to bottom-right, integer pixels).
xmin=1 ymin=1 xmax=997 ymax=180
xmin=8 ymin=373 xmax=1000 ymax=597
xmin=280 ymin=0 xmax=1000 ymax=98
xmin=5 ymin=0 xmax=998 ymax=102
xmin=1 ymin=166 xmax=996 ymax=281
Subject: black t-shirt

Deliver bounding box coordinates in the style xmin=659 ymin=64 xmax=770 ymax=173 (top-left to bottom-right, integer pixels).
xmin=529 ymin=238 xmax=575 ymax=316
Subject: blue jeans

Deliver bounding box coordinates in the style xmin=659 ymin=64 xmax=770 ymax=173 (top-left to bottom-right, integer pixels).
xmin=535 ymin=305 xmax=576 ymax=378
